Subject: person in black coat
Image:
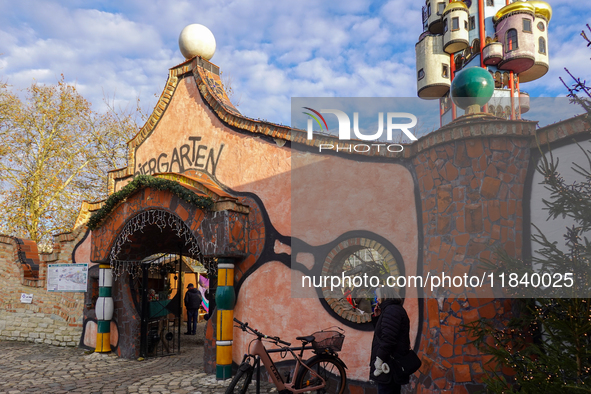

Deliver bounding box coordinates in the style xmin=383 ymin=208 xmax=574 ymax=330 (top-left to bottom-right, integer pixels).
xmin=184 ymin=283 xmax=202 ymax=335
xmin=370 ymin=287 xmax=411 ymax=394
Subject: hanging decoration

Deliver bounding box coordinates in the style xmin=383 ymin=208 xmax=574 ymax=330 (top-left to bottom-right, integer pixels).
xmin=87 ymin=175 xmax=214 ymax=230
xmin=108 ymin=209 xmax=202 ymax=278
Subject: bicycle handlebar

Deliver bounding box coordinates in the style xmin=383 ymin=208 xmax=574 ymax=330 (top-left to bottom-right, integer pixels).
xmin=233 ymin=318 xmax=291 ymax=346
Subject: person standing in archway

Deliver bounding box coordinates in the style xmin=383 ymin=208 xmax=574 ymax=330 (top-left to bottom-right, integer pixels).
xmin=184 ymin=283 xmax=202 ymax=335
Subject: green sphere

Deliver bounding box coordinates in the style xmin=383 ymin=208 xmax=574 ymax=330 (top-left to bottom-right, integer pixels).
xmin=451 ymin=67 xmax=494 ymax=109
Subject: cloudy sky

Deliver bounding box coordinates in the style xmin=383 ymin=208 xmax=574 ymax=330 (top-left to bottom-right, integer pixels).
xmin=1 ymin=0 xmax=590 ymax=126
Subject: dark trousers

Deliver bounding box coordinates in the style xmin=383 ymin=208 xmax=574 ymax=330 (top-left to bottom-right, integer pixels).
xmin=377 ymin=382 xmax=401 ymax=394
xmin=187 ymin=308 xmax=198 ymax=334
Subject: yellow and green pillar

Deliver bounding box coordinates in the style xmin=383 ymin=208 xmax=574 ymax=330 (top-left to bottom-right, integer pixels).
xmin=216 ymin=258 xmax=236 ymax=380
xmin=95 ymin=263 xmax=113 ymax=353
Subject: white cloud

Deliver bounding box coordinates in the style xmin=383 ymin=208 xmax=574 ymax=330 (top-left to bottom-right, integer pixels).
xmin=0 ymin=0 xmax=590 ymax=128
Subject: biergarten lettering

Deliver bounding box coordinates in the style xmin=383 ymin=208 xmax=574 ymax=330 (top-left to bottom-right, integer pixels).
xmin=135 ymin=137 xmax=224 ymax=176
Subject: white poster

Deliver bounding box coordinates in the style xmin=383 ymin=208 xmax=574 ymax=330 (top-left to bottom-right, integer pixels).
xmin=47 ymin=263 xmax=88 ymax=292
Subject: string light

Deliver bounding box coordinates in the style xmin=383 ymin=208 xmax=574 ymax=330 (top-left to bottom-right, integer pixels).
xmin=108 ymin=209 xmax=202 ymax=278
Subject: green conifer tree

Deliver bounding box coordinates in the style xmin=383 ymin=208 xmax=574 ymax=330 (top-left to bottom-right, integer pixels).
xmin=467 ymin=25 xmax=591 ymax=393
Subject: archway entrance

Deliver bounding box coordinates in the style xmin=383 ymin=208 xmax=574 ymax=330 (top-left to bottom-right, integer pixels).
xmin=108 ymin=209 xmax=206 ymax=358
xmin=88 ymin=181 xmax=249 ymax=360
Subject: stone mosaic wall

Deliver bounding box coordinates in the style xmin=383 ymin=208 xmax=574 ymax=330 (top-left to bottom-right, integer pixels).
xmin=412 ymin=130 xmax=532 ymax=393
xmin=0 ymin=230 xmax=86 ymax=347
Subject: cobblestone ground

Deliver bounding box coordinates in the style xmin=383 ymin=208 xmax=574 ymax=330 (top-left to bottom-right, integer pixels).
xmin=0 ymin=323 xmax=277 ymax=394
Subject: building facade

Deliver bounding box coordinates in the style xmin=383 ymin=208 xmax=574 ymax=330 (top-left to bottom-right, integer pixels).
xmin=417 ymin=0 xmax=551 ymax=125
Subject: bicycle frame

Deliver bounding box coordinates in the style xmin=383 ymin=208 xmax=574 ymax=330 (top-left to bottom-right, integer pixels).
xmin=245 ymin=337 xmax=326 ymax=394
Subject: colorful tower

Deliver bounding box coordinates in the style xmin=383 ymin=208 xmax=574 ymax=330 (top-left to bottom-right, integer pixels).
xmin=416 ymin=0 xmax=552 ymax=125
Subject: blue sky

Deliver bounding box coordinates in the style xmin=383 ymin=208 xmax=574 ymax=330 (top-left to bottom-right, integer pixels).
xmin=1 ymin=0 xmax=590 ymax=126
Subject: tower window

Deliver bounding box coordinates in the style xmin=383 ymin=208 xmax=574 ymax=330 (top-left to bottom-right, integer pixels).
xmin=442 ymin=65 xmax=449 ymax=78
xmin=465 ymin=20 xmax=468 ymax=30
xmin=472 ymin=39 xmax=480 ymax=55
xmin=444 ymin=19 xmax=448 ymax=33
xmin=427 ymin=3 xmax=431 ymax=16
xmin=437 ymin=2 xmax=445 ymax=15
xmin=537 ymin=21 xmax=545 ymax=32
xmin=452 ymin=17 xmax=459 ymax=31
xmin=523 ymin=19 xmax=532 ymax=33
xmin=469 ymin=16 xmax=476 ymax=31
xmin=486 ymin=0 xmax=494 ymax=6
xmin=418 ymin=69 xmax=425 ymax=80
xmin=506 ymin=29 xmax=518 ymax=52
xmin=539 ymin=37 xmax=547 ymax=54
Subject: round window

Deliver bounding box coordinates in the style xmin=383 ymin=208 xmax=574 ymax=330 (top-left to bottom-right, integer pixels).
xmin=537 ymin=22 xmax=545 ymax=32
xmin=322 ymin=238 xmax=402 ymax=324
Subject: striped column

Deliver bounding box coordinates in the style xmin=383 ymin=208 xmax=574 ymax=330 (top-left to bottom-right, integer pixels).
xmin=215 ymin=258 xmax=236 ymax=380
xmin=95 ymin=263 xmax=114 ymax=353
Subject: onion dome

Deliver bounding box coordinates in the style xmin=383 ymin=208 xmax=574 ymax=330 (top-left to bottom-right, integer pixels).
xmin=442 ymin=0 xmax=468 ymax=15
xmin=529 ymin=1 xmax=552 ymax=22
xmin=493 ymin=2 xmax=535 ymax=23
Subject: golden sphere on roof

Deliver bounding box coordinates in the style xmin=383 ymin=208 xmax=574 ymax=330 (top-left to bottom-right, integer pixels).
xmin=443 ymin=0 xmax=468 ymax=14
xmin=528 ymin=1 xmax=552 ymax=22
xmin=493 ymin=2 xmax=535 ymax=23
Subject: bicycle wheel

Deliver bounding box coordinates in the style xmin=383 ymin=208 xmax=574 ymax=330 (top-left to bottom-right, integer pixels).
xmin=294 ymin=355 xmax=347 ymax=394
xmin=225 ymin=363 xmax=254 ymax=394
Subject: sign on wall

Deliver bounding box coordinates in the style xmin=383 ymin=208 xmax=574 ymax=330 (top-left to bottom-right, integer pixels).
xmin=20 ymin=293 xmax=33 ymax=303
xmin=47 ymin=263 xmax=88 ymax=292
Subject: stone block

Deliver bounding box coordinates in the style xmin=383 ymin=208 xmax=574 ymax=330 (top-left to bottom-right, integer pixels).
xmin=465 ymin=205 xmax=483 ymax=233
xmin=454 ymin=142 xmax=472 ymax=168
xmin=480 ymin=177 xmax=501 ymax=199
xmin=437 ymin=185 xmax=453 ymax=213
xmin=443 ymin=161 xmax=459 ymax=181
xmin=453 ymin=364 xmax=472 ymax=383
xmin=487 ymin=201 xmax=500 ymax=222
xmin=439 ymin=343 xmax=453 ymax=358
xmin=466 ymin=139 xmax=484 ymax=158
xmin=437 ymin=216 xmax=451 ymax=234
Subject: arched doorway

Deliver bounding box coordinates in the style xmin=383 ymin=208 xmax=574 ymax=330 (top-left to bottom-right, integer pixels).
xmin=107 ymin=209 xmax=207 ymax=358
xmin=87 ymin=179 xmax=250 ymax=363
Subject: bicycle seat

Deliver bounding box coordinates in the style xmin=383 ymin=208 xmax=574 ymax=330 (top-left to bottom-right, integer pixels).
xmin=296 ymin=335 xmax=315 ymax=343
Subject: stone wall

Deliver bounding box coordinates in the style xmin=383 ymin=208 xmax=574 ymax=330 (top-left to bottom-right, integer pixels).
xmin=0 ymin=229 xmax=87 ymax=346
xmin=408 ymin=115 xmax=589 ymax=393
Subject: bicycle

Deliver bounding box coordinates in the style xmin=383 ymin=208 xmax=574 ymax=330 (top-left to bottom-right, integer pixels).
xmin=226 ymin=318 xmax=348 ymax=394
